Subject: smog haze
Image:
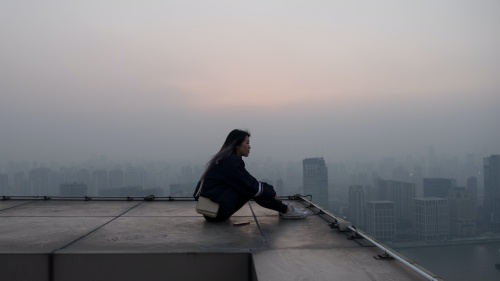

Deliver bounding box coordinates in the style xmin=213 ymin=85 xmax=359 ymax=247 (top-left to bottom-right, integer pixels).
xmin=1 ymin=0 xmax=499 ymax=164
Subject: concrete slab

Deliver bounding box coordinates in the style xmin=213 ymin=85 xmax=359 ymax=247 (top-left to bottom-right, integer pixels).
xmin=0 ymin=217 xmax=113 ymax=253
xmin=61 ymin=216 xmax=267 ymax=253
xmin=53 ymin=253 xmax=252 ymax=281
xmin=258 ymin=214 xmax=358 ymax=250
xmin=0 ymin=200 xmax=34 ymax=211
xmin=252 ymin=248 xmax=428 ymax=281
xmin=0 ymin=253 xmax=50 ymax=281
xmin=0 ymin=199 xmax=440 ymax=281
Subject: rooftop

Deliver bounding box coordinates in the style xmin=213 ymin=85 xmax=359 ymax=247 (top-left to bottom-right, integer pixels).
xmin=0 ymin=196 xmax=441 ymax=281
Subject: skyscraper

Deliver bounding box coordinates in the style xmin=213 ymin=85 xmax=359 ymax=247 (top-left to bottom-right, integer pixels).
xmin=348 ymin=185 xmax=365 ymax=228
xmin=375 ymin=178 xmax=416 ymax=223
xmin=449 ymin=187 xmax=476 ymax=237
xmin=303 ymin=157 xmax=328 ymax=209
xmin=483 ymin=155 xmax=500 ymax=231
xmin=366 ymin=201 xmax=396 ymax=241
xmin=412 ymin=197 xmax=449 ymax=241
xmin=423 ymin=178 xmax=455 ymax=198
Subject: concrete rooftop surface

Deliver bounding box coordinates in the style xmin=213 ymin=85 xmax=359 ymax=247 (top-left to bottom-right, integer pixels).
xmin=0 ymin=197 xmax=439 ymax=281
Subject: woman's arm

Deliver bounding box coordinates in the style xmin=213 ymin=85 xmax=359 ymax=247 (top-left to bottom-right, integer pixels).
xmin=224 ymin=156 xmax=276 ymax=198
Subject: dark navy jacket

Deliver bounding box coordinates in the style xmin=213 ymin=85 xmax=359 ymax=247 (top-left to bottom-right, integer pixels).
xmin=199 ymin=154 xmax=276 ymax=205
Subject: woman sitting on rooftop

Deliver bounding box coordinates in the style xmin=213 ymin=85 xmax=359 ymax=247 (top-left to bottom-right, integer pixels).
xmin=195 ymin=129 xmax=307 ymax=222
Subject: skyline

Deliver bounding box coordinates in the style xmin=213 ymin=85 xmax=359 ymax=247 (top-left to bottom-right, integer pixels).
xmin=1 ymin=1 xmax=499 ymax=163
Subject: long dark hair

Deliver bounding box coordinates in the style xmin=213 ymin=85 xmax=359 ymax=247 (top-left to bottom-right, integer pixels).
xmin=200 ymin=129 xmax=250 ymax=180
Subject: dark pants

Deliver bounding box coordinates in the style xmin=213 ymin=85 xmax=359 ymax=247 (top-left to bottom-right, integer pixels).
xmin=204 ymin=191 xmax=287 ymax=222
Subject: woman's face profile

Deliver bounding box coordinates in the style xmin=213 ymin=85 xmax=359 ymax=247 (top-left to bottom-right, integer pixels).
xmin=236 ymin=136 xmax=251 ymax=157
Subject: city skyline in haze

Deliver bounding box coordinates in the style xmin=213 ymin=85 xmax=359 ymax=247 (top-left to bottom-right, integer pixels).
xmin=1 ymin=1 xmax=499 ymax=164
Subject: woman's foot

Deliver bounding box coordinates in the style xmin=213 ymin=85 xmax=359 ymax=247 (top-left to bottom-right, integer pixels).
xmin=280 ymin=204 xmax=308 ymax=219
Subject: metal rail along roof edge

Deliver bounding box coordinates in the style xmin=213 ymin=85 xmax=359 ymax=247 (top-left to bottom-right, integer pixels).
xmin=288 ymin=194 xmax=445 ymax=281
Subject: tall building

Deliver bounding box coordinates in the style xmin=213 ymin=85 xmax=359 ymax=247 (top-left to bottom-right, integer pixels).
xmin=448 ymin=187 xmax=476 ymax=237
xmin=412 ymin=197 xmax=449 ymax=241
xmin=375 ymin=178 xmax=416 ymax=224
xmin=303 ymin=157 xmax=328 ymax=209
xmin=348 ymin=185 xmax=365 ymax=228
xmin=366 ymin=201 xmax=396 ymax=241
xmin=483 ymin=155 xmax=500 ymax=231
xmin=423 ymin=178 xmax=455 ymax=198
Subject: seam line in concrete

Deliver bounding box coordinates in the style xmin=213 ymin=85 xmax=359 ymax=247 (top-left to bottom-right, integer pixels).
xmin=49 ymin=201 xmax=145 ymax=254
xmin=0 ymin=200 xmax=37 ymax=212
xmin=248 ymin=202 xmax=270 ymax=249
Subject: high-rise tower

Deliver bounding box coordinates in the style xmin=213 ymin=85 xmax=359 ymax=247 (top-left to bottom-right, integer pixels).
xmin=423 ymin=178 xmax=455 ymax=198
xmin=348 ymin=185 xmax=365 ymax=228
xmin=303 ymin=157 xmax=328 ymax=209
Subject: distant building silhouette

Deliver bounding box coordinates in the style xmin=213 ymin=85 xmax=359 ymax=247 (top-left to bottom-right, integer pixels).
xmin=348 ymin=185 xmax=365 ymax=228
xmin=412 ymin=197 xmax=449 ymax=241
xmin=483 ymin=155 xmax=500 ymax=232
xmin=449 ymin=187 xmax=476 ymax=237
xmin=125 ymin=165 xmax=146 ymax=187
xmin=29 ymin=167 xmax=50 ymax=195
xmin=466 ymin=176 xmax=478 ymax=204
xmin=100 ymin=185 xmax=163 ymax=197
xmin=75 ymin=169 xmax=91 ymax=186
xmin=375 ymin=178 xmax=416 ymax=227
xmin=366 ymin=201 xmax=396 ymax=241
xmin=91 ymin=169 xmax=109 ymax=196
xmin=303 ymin=157 xmax=328 ymax=209
xmin=60 ymin=183 xmax=88 ymax=197
xmin=14 ymin=172 xmax=29 ymax=196
xmin=423 ymin=178 xmax=455 ymax=198
xmin=109 ymin=168 xmax=124 ymax=189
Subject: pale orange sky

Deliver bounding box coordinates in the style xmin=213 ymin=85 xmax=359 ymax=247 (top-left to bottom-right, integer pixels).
xmin=1 ymin=0 xmax=499 ymax=163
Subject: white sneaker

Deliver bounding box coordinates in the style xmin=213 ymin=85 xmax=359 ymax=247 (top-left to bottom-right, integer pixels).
xmin=280 ymin=204 xmax=308 ymax=219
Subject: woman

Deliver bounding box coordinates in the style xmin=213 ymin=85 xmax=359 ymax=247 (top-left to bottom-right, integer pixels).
xmin=196 ymin=129 xmax=307 ymax=222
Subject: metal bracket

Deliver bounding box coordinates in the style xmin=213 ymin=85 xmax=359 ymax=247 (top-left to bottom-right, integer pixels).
xmin=347 ymin=232 xmax=363 ymax=240
xmin=374 ymin=252 xmax=395 ymax=260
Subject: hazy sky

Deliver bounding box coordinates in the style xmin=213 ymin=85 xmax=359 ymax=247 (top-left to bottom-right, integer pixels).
xmin=1 ymin=0 xmax=499 ymax=164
